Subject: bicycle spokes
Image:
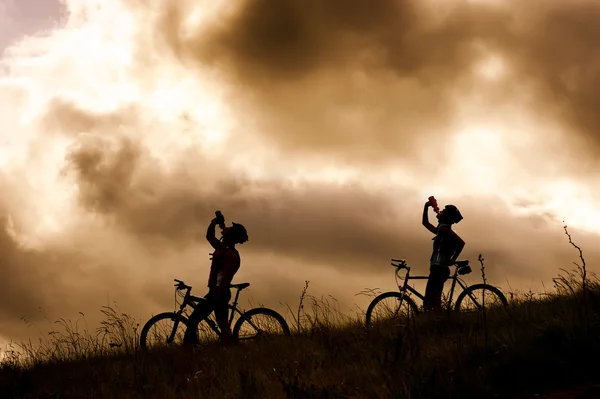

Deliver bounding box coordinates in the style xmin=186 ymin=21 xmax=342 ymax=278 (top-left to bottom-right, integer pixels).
xmin=460 ymin=288 xmax=505 ymax=312
xmin=369 ymin=295 xmax=415 ymax=325
xmin=198 ymin=317 xmax=220 ymax=343
xmin=147 ymin=317 xmax=186 ymax=347
xmin=236 ymin=313 xmax=287 ymax=340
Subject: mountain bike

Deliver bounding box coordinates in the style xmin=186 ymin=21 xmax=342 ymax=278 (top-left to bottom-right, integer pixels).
xmin=140 ymin=279 xmax=290 ymax=349
xmin=365 ymin=258 xmax=509 ymax=326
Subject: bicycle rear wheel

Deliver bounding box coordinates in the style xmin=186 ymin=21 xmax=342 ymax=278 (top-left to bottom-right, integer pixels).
xmin=454 ymin=284 xmax=509 ymax=313
xmin=232 ymin=308 xmax=290 ymax=341
xmin=365 ymin=292 xmax=419 ymax=327
xmin=139 ymin=312 xmax=189 ymax=349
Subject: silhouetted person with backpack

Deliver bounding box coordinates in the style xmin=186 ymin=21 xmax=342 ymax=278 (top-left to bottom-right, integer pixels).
xmin=422 ymin=199 xmax=465 ymax=312
xmin=183 ymin=212 xmax=249 ymax=346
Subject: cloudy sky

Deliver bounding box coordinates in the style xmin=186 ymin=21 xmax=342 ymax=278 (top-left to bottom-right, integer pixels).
xmin=1 ymin=0 xmax=600 ymax=345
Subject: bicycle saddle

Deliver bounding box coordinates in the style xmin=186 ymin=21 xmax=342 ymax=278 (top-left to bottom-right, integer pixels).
xmin=230 ymin=282 xmax=250 ymax=290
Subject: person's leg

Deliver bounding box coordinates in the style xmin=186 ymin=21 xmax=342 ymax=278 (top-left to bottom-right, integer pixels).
xmin=424 ymin=265 xmax=450 ymax=312
xmin=213 ymin=289 xmax=233 ymax=344
xmin=182 ymin=295 xmax=215 ymax=345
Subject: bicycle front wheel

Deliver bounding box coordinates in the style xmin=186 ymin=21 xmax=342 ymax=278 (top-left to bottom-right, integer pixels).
xmin=232 ymin=308 xmax=291 ymax=341
xmin=139 ymin=312 xmax=189 ymax=349
xmin=365 ymin=292 xmax=419 ymax=327
xmin=454 ymin=284 xmax=509 ymax=313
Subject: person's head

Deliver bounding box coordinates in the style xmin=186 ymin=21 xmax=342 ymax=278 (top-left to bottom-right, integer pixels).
xmin=221 ymin=222 xmax=249 ymax=246
xmin=436 ymin=205 xmax=463 ymax=225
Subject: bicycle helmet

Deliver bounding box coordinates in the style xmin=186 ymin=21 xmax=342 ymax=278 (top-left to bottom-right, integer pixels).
xmin=444 ymin=205 xmax=463 ymax=224
xmin=230 ymin=222 xmax=249 ymax=244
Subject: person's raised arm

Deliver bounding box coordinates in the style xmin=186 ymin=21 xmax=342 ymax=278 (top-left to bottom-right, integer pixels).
xmin=422 ymin=202 xmax=437 ymax=234
xmin=206 ymin=218 xmax=222 ymax=250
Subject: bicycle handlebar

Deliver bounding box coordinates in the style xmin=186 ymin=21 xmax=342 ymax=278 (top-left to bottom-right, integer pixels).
xmin=173 ymin=279 xmax=191 ymax=290
xmin=391 ymin=258 xmax=408 ymax=270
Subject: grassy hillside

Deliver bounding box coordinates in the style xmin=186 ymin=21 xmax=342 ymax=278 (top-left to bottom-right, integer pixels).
xmin=0 ymin=265 xmax=599 ymax=399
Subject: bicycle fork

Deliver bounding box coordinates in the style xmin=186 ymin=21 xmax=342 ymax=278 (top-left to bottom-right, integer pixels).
xmin=168 ymin=316 xmax=182 ymax=343
xmin=395 ymin=274 xmax=411 ymax=316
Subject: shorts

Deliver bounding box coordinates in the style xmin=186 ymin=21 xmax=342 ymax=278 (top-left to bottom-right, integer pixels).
xmin=429 ymin=263 xmax=451 ymax=281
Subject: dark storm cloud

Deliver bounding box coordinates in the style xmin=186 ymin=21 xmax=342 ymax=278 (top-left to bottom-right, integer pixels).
xmin=157 ymin=0 xmax=600 ymax=164
xmin=0 ymin=196 xmax=129 ymax=331
xmin=156 ymin=0 xmax=507 ymax=162
xmin=0 ymin=211 xmax=57 ymax=322
xmin=187 ymin=0 xmax=507 ymax=84
xmin=503 ymin=1 xmax=600 ymax=160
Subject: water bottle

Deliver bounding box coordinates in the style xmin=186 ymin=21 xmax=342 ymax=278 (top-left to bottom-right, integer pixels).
xmin=215 ymin=210 xmax=225 ymax=229
xmin=428 ymin=196 xmax=439 ymax=214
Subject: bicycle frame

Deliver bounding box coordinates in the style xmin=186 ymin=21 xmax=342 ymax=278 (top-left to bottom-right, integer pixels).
xmin=392 ymin=260 xmax=473 ymax=311
xmin=172 ymin=280 xmax=262 ymax=340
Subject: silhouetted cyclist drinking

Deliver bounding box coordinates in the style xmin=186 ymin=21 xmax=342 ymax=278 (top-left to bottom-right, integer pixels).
xmin=183 ymin=211 xmax=249 ymax=346
xmin=422 ymin=198 xmax=465 ymax=312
